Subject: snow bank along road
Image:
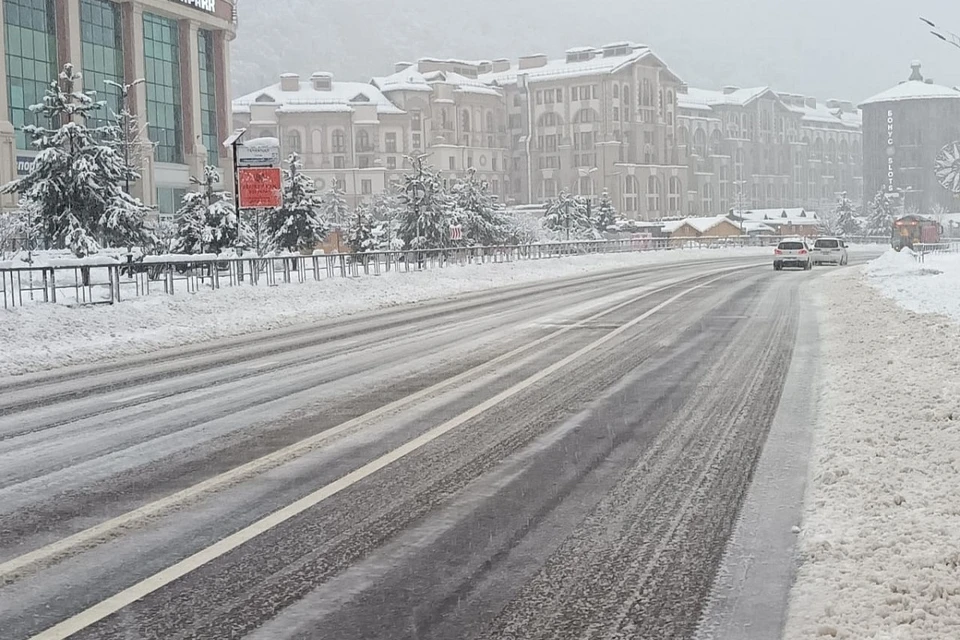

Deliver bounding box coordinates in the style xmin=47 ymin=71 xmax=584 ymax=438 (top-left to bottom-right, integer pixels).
xmin=0 ymin=255 xmax=858 ymax=640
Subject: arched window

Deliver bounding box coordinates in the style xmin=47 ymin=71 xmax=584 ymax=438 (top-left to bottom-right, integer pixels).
xmin=710 ymin=129 xmax=721 ymax=155
xmin=355 ymin=129 xmax=370 ymax=152
xmin=461 ymin=109 xmax=471 ymax=132
xmin=286 ymin=129 xmax=302 ymax=154
xmin=666 ymin=90 xmax=674 ymax=106
xmin=734 ymin=148 xmax=744 ymax=181
xmin=668 ymin=176 xmax=682 ymax=213
xmin=827 ymin=139 xmax=837 ymax=164
xmin=813 ymin=138 xmax=823 ymax=161
xmin=679 ymin=126 xmax=689 ymax=146
xmin=486 ymin=111 xmax=494 ymax=132
xmin=702 ymin=183 xmax=714 ymax=214
xmin=641 ymin=78 xmax=652 ymax=106
xmin=573 ymin=108 xmax=600 ymax=124
xmin=623 ymin=175 xmax=639 ymax=212
xmin=331 ymin=129 xmax=346 ymax=153
xmin=693 ymin=128 xmax=707 ymax=157
xmin=613 ymin=84 xmax=620 ymax=99
xmin=647 ymin=175 xmax=662 ymax=213
xmin=740 ymin=113 xmax=748 ymax=136
xmin=839 ymin=139 xmax=850 ymax=163
xmin=852 ymin=140 xmax=861 ymax=163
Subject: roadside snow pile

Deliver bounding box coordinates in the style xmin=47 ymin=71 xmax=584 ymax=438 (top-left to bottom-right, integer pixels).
xmin=0 ymin=248 xmax=767 ymax=377
xmin=865 ymin=249 xmax=960 ymax=321
xmin=783 ymin=269 xmax=960 ymax=639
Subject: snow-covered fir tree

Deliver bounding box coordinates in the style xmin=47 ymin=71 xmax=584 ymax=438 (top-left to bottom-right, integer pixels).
xmin=450 ymin=168 xmax=507 ymax=246
xmin=832 ymin=191 xmax=861 ymax=236
xmin=543 ymin=192 xmax=594 ymax=240
xmin=245 ymin=209 xmax=275 ymax=256
xmin=864 ymin=189 xmax=898 ymax=236
xmin=173 ymin=166 xmax=249 ymax=254
xmin=398 ymin=154 xmax=454 ymax=250
xmin=347 ymin=203 xmax=375 ymax=253
xmin=0 ymin=63 xmax=153 ymax=257
xmin=104 ymin=79 xmax=154 ymax=194
xmin=321 ymin=180 xmax=350 ymax=232
xmin=266 ymin=152 xmax=328 ymax=254
xmin=594 ymin=191 xmax=617 ymax=233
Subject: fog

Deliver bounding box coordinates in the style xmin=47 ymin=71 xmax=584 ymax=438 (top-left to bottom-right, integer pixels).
xmin=232 ymin=0 xmax=960 ymax=102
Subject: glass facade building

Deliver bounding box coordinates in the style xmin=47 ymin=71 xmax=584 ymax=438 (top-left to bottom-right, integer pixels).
xmin=197 ymin=28 xmax=218 ymax=166
xmin=142 ymin=12 xmax=181 ymax=164
xmin=3 ymin=0 xmax=58 ymax=149
xmin=79 ymin=0 xmax=123 ymax=129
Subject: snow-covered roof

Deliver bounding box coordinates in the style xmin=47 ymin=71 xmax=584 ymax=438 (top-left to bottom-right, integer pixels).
xmin=478 ymin=44 xmax=673 ymax=86
xmin=786 ymin=100 xmax=862 ymax=129
xmin=742 ymin=221 xmax=777 ymax=234
xmin=678 ymin=86 xmax=771 ymax=110
xmin=372 ymin=68 xmax=502 ymax=97
xmin=663 ymin=215 xmax=741 ymax=234
xmin=233 ymin=80 xmax=405 ymax=115
xmin=736 ymin=208 xmax=821 ymax=227
xmin=859 ymin=79 xmax=960 ymax=107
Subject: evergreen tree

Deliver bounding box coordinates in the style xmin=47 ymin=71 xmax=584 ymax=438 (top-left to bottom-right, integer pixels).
xmin=173 ymin=166 xmax=249 ymax=254
xmin=594 ymin=191 xmax=617 ymax=232
xmin=833 ymin=191 xmax=861 ymax=236
xmin=347 ymin=203 xmax=375 ymax=253
xmin=398 ymin=154 xmax=454 ymax=250
xmin=103 ymin=79 xmax=154 ymax=194
xmin=865 ymin=189 xmax=897 ymax=236
xmin=450 ymin=167 xmax=507 ymax=246
xmin=266 ymin=152 xmax=328 ymax=253
xmin=543 ymin=192 xmax=594 ymax=240
xmin=1 ymin=63 xmax=153 ymax=257
xmin=321 ymin=180 xmax=350 ymax=232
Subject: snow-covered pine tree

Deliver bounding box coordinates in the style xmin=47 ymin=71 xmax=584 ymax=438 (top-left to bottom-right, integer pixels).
xmin=865 ymin=189 xmax=897 ymax=236
xmin=0 ymin=63 xmax=154 ymax=257
xmin=398 ymin=154 xmax=454 ymax=250
xmin=321 ymin=180 xmax=350 ymax=231
xmin=347 ymin=203 xmax=375 ymax=253
xmin=450 ymin=167 xmax=507 ymax=246
xmin=833 ymin=191 xmax=861 ymax=236
xmin=103 ymin=79 xmax=155 ymax=194
xmin=173 ymin=166 xmax=249 ymax=255
xmin=543 ymin=192 xmax=594 ymax=240
xmin=266 ymin=152 xmax=328 ymax=254
xmin=594 ymin=191 xmax=617 ymax=233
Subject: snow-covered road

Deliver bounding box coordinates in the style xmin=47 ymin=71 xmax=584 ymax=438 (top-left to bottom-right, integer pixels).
xmin=0 ymin=248 xmax=769 ymax=378
xmin=783 ymin=253 xmax=960 ymax=639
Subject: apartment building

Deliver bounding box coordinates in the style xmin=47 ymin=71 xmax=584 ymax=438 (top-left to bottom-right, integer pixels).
xmin=232 ymin=71 xmax=409 ymax=209
xmin=0 ymin=0 xmax=238 ymax=216
xmin=676 ymin=84 xmax=862 ymax=218
xmin=479 ymin=42 xmax=688 ymax=219
xmin=233 ymin=59 xmax=510 ymax=208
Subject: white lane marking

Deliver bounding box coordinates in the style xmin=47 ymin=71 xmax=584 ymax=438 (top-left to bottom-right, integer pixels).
xmin=24 ymin=272 xmax=734 ymax=640
xmin=109 ymin=392 xmax=157 ymax=404
xmin=245 ymin=361 xmax=279 ymax=371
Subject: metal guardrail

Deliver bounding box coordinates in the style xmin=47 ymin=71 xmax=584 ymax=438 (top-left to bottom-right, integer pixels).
xmin=0 ymin=235 xmax=890 ymax=309
xmin=913 ymin=241 xmax=960 ymax=263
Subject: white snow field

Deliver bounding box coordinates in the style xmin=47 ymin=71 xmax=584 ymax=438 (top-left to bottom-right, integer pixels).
xmin=783 ymin=259 xmax=960 ymax=639
xmin=0 ymin=247 xmax=768 ymax=378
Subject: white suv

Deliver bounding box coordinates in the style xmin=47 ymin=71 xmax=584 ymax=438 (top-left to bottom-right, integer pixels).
xmin=812 ymin=237 xmax=849 ymax=266
xmin=773 ymin=238 xmax=813 ymax=271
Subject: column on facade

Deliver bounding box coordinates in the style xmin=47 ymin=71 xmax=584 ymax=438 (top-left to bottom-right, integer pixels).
xmin=55 ymin=0 xmax=82 ymax=83
xmin=213 ymin=30 xmax=231 ymax=167
xmin=179 ymin=19 xmax=204 ymax=179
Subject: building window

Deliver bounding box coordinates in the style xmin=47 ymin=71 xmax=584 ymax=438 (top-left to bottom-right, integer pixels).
xmin=80 ymin=0 xmax=124 ymax=131
xmin=197 ymin=29 xmax=219 ymax=166
xmin=385 ymin=132 xmax=397 ymax=153
xmin=412 ymin=133 xmax=421 ymax=149
xmin=358 ymin=156 xmax=371 ymax=169
xmin=411 ymin=110 xmax=421 ymax=130
xmin=143 ymin=12 xmax=183 ymax=163
xmin=508 ymin=113 xmax=522 ymax=129
xmin=702 ymin=183 xmax=714 ymax=214
xmin=492 ymin=156 xmax=498 ymax=171
xmin=448 ymin=156 xmax=456 ymax=170
xmin=361 ymin=179 xmax=372 ymax=195
xmin=461 ymin=109 xmax=471 ymax=131
xmin=286 ymin=129 xmax=302 ymax=154
xmin=156 ymin=186 xmax=187 ymax=222
xmin=333 ymin=156 xmax=344 ymax=169
xmin=387 ymin=156 xmax=396 ymax=170
xmin=331 ymin=129 xmax=346 ymax=153
xmin=556 ymin=88 xmax=563 ymax=103
xmin=356 ymin=129 xmax=370 ymax=152
xmin=5 ymin=0 xmax=58 ymax=150
xmin=623 ymin=176 xmax=639 ymax=212
xmin=668 ymin=176 xmax=682 ymax=213
xmin=647 ymin=175 xmax=661 ymax=213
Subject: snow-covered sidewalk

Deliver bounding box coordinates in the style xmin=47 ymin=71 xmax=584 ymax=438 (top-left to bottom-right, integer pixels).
xmin=0 ymin=247 xmax=767 ymax=378
xmin=783 ymin=257 xmax=960 ymax=639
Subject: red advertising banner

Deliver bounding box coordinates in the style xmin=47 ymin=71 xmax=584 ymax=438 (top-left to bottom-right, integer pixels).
xmin=238 ymin=167 xmax=282 ymax=209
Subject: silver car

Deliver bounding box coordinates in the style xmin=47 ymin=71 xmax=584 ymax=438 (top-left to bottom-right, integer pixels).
xmin=812 ymin=237 xmax=849 ymax=266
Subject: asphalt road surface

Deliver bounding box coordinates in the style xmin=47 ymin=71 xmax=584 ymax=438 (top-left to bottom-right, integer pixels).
xmin=0 ymin=255 xmax=860 ymax=640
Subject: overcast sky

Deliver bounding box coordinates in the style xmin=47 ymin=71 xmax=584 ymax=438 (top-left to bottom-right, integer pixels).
xmin=232 ymin=0 xmax=960 ymax=103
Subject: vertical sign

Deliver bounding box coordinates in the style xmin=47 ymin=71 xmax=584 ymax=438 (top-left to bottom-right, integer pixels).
xmin=886 ymin=108 xmax=896 ymax=193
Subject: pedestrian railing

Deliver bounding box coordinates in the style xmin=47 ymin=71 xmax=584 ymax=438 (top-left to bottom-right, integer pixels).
xmin=0 ymin=235 xmax=889 ymax=309
xmin=913 ymin=241 xmax=960 ymax=262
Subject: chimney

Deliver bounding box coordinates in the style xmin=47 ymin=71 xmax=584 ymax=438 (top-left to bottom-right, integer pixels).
xmin=394 ymin=61 xmax=413 ymax=73
xmin=825 ymin=99 xmax=840 ymax=109
xmin=492 ymin=58 xmax=511 ymax=73
xmin=840 ymin=101 xmax=854 ymax=112
xmin=311 ymin=72 xmax=333 ymax=91
xmin=279 ymin=73 xmax=300 ymax=92
xmin=909 ymin=60 xmax=924 ymax=82
xmin=519 ymin=53 xmax=548 ymax=70
xmin=478 ymin=60 xmax=492 ymax=74
xmin=722 ymin=85 xmax=740 ymax=95
xmin=804 ymin=97 xmax=817 ymax=109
